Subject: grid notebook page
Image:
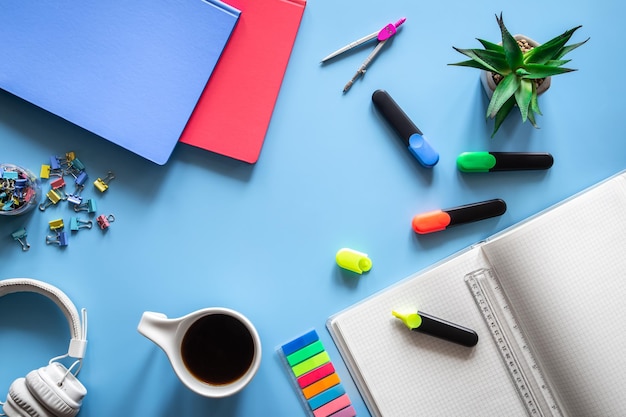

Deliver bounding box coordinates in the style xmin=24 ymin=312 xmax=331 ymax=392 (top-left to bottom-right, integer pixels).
xmin=482 ymin=172 xmax=626 ymax=417
xmin=328 ymin=248 xmax=527 ymax=417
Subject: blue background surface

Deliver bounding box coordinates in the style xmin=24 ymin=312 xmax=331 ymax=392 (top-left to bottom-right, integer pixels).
xmin=1 ymin=1 xmax=624 ymax=416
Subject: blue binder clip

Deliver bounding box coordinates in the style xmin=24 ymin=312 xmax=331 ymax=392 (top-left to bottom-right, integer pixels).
xmin=46 ymin=231 xmax=69 ymax=247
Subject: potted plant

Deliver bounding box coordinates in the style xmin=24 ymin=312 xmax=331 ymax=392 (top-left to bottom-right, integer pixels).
xmin=449 ymin=13 xmax=588 ymax=137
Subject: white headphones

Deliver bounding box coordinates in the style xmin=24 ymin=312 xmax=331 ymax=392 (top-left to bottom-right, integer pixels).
xmin=0 ymin=278 xmax=88 ymax=417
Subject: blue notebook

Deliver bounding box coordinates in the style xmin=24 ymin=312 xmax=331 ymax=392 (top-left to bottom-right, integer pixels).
xmin=0 ymin=0 xmax=240 ymax=165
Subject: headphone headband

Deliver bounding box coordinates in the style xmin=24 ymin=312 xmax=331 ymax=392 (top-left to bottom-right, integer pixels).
xmin=0 ymin=278 xmax=87 ymax=359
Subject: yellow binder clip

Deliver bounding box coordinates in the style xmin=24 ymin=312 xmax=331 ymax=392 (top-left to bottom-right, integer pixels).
xmin=38 ymin=189 xmax=62 ymax=211
xmin=48 ymin=218 xmax=64 ymax=231
xmin=336 ymin=248 xmax=372 ymax=274
xmin=40 ymin=164 xmax=51 ymax=179
xmin=94 ymin=171 xmax=115 ymax=192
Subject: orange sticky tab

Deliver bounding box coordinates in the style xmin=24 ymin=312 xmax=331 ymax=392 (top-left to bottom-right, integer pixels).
xmin=412 ymin=210 xmax=451 ymax=234
xmin=302 ymin=373 xmax=341 ymax=399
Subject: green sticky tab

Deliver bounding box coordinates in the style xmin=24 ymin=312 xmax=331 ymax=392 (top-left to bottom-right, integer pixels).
xmin=456 ymin=152 xmax=496 ymax=172
xmin=291 ymin=351 xmax=331 ymax=377
xmin=286 ymin=340 xmax=325 ymax=366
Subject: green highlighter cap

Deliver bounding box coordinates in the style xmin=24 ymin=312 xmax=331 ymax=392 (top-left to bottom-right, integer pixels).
xmin=336 ymin=248 xmax=372 ymax=274
xmin=392 ymin=310 xmax=422 ymax=329
xmin=456 ymin=152 xmax=496 ymax=172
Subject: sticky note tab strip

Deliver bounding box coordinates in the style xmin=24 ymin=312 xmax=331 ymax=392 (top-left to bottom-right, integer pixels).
xmin=279 ymin=330 xmax=356 ymax=417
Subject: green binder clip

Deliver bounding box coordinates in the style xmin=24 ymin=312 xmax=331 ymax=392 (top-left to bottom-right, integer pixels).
xmin=11 ymin=227 xmax=30 ymax=251
xmin=336 ymin=248 xmax=372 ymax=274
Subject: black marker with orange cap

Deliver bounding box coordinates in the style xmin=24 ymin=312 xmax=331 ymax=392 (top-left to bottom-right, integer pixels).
xmin=412 ymin=199 xmax=507 ymax=234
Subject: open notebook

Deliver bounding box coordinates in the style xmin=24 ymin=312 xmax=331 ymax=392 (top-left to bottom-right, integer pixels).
xmin=327 ymin=170 xmax=626 ymax=417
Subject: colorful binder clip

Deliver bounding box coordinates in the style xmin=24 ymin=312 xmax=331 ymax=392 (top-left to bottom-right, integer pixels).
xmin=336 ymin=248 xmax=372 ymax=274
xmin=72 ymin=171 xmax=89 ymax=188
xmin=49 ymin=155 xmax=63 ymax=172
xmin=73 ymin=198 xmax=97 ymax=214
xmin=39 ymin=189 xmax=62 ymax=211
xmin=67 ymin=158 xmax=85 ymax=177
xmin=40 ymin=164 xmax=51 ymax=179
xmin=48 ymin=218 xmax=65 ymax=231
xmin=49 ymin=177 xmax=68 ymax=200
xmin=46 ymin=231 xmax=69 ymax=247
xmin=11 ymin=228 xmax=30 ymax=251
xmin=67 ymin=171 xmax=88 ymax=205
xmin=96 ymin=214 xmax=115 ymax=230
xmin=94 ymin=171 xmax=115 ymax=192
xmin=67 ymin=193 xmax=83 ymax=205
xmin=70 ymin=216 xmax=93 ymax=231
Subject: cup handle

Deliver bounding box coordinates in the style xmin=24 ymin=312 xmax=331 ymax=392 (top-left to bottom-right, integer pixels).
xmin=137 ymin=312 xmax=178 ymax=354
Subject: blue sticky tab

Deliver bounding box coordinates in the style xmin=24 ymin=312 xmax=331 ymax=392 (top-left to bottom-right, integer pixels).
xmin=408 ymin=133 xmax=439 ymax=168
xmin=308 ymin=384 xmax=346 ymax=410
xmin=281 ymin=329 xmax=319 ymax=356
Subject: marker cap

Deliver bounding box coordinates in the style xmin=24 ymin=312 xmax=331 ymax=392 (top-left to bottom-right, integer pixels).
xmin=336 ymin=248 xmax=372 ymax=274
xmin=412 ymin=199 xmax=507 ymax=234
xmin=456 ymin=152 xmax=496 ymax=172
xmin=372 ymin=89 xmax=439 ymax=168
xmin=457 ymin=152 xmax=554 ymax=172
xmin=411 ymin=210 xmax=450 ymax=234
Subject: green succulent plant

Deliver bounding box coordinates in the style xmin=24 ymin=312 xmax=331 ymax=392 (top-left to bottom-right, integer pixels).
xmin=450 ymin=13 xmax=589 ymax=137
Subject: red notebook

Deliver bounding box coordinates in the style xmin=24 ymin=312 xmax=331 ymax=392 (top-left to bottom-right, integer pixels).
xmin=179 ymin=0 xmax=306 ymax=164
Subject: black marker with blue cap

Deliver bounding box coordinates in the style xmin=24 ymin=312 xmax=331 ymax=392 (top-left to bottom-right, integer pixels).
xmin=372 ymin=89 xmax=439 ymax=168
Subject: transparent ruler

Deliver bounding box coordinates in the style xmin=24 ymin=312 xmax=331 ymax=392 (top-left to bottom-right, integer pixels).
xmin=464 ymin=268 xmax=565 ymax=417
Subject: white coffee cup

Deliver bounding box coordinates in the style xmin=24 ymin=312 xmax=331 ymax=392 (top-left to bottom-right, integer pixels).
xmin=137 ymin=307 xmax=261 ymax=397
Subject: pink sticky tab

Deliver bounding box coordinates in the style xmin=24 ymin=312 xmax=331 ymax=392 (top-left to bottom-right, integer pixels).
xmin=313 ymin=394 xmax=352 ymax=417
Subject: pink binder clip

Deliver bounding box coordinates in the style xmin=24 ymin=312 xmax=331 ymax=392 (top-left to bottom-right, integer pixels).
xmin=96 ymin=214 xmax=116 ymax=230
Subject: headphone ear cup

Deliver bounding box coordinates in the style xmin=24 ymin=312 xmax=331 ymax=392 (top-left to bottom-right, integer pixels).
xmin=24 ymin=363 xmax=86 ymax=417
xmin=5 ymin=377 xmax=56 ymax=417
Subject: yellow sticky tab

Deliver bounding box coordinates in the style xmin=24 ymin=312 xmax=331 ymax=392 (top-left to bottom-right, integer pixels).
xmin=336 ymin=248 xmax=372 ymax=274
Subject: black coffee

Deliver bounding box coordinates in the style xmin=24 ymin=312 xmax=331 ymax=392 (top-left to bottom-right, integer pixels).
xmin=181 ymin=314 xmax=255 ymax=386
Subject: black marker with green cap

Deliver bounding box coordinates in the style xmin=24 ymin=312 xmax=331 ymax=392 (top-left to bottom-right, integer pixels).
xmin=456 ymin=152 xmax=553 ymax=173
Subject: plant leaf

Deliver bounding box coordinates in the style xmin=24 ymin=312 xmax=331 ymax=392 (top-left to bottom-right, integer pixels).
xmin=514 ymin=79 xmax=533 ymax=122
xmin=555 ymin=38 xmax=590 ymax=60
xmin=496 ymin=13 xmax=524 ymax=70
xmin=521 ymin=64 xmax=576 ymax=79
xmin=524 ymin=26 xmax=582 ymax=64
xmin=487 ymin=73 xmax=520 ymax=119
xmin=491 ymin=96 xmax=516 ymax=137
xmin=477 ymin=38 xmax=504 ymax=52
xmin=527 ymin=107 xmax=539 ymax=128
xmin=448 ymin=59 xmax=496 ymax=72
xmin=545 ymin=59 xmax=571 ymax=67
xmin=451 ymin=47 xmax=509 ymax=73
xmin=530 ymin=81 xmax=542 ymax=116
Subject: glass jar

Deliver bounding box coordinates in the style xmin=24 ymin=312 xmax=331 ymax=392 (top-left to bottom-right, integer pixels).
xmin=0 ymin=163 xmax=41 ymax=216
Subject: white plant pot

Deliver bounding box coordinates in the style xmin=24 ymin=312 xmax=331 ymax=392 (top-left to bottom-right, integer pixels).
xmin=480 ymin=34 xmax=551 ymax=99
